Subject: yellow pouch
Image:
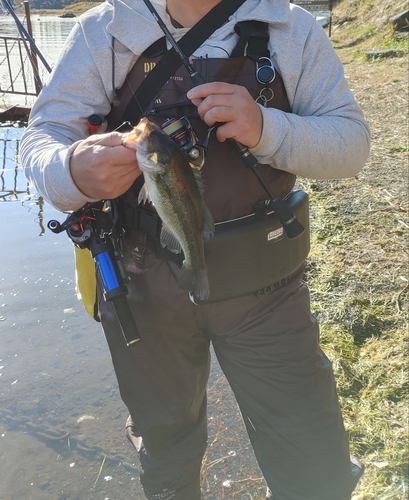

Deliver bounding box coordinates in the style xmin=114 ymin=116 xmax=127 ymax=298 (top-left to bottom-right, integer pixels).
xmin=74 ymin=246 xmax=100 ymax=321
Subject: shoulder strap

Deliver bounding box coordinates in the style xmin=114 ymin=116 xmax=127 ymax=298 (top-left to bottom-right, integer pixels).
xmin=231 ymin=21 xmax=270 ymax=59
xmin=121 ymin=0 xmax=246 ymax=125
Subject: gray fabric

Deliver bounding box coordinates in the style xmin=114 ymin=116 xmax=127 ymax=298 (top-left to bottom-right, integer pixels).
xmin=125 ymin=417 xmax=202 ymax=499
xmin=20 ymin=0 xmax=370 ymax=212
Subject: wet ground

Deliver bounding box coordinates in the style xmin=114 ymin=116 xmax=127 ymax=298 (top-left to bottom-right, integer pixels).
xmin=0 ymin=125 xmax=264 ymax=499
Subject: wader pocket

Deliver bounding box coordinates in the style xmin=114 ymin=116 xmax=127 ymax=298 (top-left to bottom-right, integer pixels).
xmin=197 ymin=190 xmax=310 ymax=303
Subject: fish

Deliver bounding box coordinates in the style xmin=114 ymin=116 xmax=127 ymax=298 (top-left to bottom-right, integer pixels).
xmin=123 ymin=117 xmax=215 ymax=302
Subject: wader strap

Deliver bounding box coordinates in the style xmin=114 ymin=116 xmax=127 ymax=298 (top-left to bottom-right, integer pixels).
xmin=119 ymin=202 xmax=184 ymax=265
xmin=121 ymin=0 xmax=247 ymax=126
xmin=231 ymin=21 xmax=270 ymax=59
xmin=119 ymin=204 xmax=161 ymax=238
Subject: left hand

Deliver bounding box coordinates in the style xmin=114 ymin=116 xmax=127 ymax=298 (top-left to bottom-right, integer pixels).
xmin=187 ymin=82 xmax=263 ymax=148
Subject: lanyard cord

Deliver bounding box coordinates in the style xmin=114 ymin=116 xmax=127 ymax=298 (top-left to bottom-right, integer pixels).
xmin=111 ymin=36 xmax=120 ymax=107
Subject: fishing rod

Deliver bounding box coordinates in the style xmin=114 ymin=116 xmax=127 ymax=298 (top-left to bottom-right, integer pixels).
xmin=141 ymin=0 xmax=304 ymax=239
xmin=141 ymin=0 xmax=204 ymax=87
xmin=4 ymin=0 xmax=52 ymax=74
xmin=16 ymin=23 xmax=43 ymax=92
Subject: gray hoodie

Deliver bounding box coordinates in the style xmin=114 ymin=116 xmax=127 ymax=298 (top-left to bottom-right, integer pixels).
xmin=20 ymin=0 xmax=370 ymax=211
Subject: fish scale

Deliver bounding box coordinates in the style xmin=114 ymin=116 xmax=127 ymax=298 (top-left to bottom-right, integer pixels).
xmin=123 ymin=118 xmax=215 ymax=302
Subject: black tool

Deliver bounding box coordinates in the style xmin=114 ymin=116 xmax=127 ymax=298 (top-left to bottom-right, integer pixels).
xmin=48 ymin=203 xmax=141 ymax=346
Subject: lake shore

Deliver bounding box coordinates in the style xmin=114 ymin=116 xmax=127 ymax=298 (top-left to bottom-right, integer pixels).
xmin=13 ymin=1 xmax=104 ymax=16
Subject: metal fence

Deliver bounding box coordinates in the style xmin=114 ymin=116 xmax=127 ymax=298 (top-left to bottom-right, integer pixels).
xmin=290 ymin=0 xmax=333 ymax=35
xmin=0 ymin=34 xmax=38 ymax=97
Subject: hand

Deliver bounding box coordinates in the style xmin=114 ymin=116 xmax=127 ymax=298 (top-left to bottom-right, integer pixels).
xmin=69 ymin=132 xmax=141 ymax=200
xmin=187 ymin=82 xmax=263 ymax=148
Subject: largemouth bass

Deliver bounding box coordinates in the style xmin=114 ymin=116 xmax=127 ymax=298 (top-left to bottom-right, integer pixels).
xmin=123 ymin=118 xmax=214 ymax=302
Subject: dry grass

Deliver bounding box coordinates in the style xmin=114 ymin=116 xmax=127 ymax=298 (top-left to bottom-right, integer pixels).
xmin=201 ymin=1 xmax=408 ymax=498
xmin=295 ymin=2 xmax=409 ymax=496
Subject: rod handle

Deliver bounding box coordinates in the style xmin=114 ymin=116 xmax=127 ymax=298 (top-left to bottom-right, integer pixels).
xmin=110 ymin=295 xmax=141 ymax=346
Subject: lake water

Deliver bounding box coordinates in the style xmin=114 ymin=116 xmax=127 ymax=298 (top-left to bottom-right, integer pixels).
xmin=0 ymin=15 xmax=77 ymax=108
xmin=0 ymin=14 xmax=262 ymax=500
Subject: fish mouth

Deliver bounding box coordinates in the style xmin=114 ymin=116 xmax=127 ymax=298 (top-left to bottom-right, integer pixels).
xmin=134 ymin=117 xmax=149 ymax=139
xmin=122 ymin=117 xmax=151 ymax=146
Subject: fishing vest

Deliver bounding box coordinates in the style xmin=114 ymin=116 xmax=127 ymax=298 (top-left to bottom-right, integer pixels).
xmin=106 ymin=23 xmax=296 ymax=224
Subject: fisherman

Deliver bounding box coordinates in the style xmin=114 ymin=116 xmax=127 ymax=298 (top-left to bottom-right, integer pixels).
xmin=21 ymin=0 xmax=371 ymax=498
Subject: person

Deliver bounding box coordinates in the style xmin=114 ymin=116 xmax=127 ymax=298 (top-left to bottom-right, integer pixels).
xmin=21 ymin=0 xmax=371 ymax=498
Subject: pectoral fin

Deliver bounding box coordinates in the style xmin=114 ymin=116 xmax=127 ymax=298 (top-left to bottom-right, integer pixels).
xmin=138 ymin=183 xmax=151 ymax=205
xmin=160 ymin=225 xmax=183 ymax=254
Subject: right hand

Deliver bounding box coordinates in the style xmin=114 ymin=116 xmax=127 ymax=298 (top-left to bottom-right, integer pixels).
xmin=69 ymin=131 xmax=141 ymax=200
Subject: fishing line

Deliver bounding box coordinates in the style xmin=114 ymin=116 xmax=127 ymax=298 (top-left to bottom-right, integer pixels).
xmin=39 ymin=121 xmax=133 ymax=171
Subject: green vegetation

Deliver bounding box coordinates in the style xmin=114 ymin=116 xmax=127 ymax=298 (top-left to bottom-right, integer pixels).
xmin=298 ymin=172 xmax=408 ymax=498
xmin=331 ymin=0 xmax=409 ymax=60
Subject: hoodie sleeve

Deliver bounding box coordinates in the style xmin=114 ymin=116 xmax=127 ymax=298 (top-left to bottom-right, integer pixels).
xmin=250 ymin=15 xmax=371 ymax=180
xmin=20 ymin=17 xmax=113 ymax=212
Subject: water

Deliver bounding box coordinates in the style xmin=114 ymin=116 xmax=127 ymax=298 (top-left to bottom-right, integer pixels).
xmin=0 ymin=14 xmax=262 ymax=500
xmin=0 ymin=15 xmax=77 ymax=108
xmin=0 ymin=127 xmax=259 ymax=500
xmin=0 ymin=15 xmax=151 ymax=500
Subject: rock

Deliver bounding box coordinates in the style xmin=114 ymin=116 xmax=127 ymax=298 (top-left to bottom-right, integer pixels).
xmin=364 ymin=49 xmax=405 ymax=60
xmin=389 ymin=10 xmax=409 ymax=31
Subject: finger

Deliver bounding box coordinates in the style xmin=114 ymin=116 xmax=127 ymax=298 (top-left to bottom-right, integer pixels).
xmin=201 ymin=105 xmax=238 ymax=127
xmin=187 ymin=82 xmax=236 ymax=101
xmin=197 ymin=91 xmax=254 ymax=120
xmin=90 ymin=131 xmax=126 ymax=147
xmin=91 ymin=142 xmax=138 ymax=167
xmin=82 ymin=131 xmax=126 ymax=149
xmin=189 ymin=98 xmax=203 ymax=108
xmin=197 ymin=96 xmax=236 ymax=121
xmin=215 ymin=123 xmax=235 ymax=143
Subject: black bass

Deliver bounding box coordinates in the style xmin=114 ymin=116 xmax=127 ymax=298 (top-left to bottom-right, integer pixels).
xmin=123 ymin=118 xmax=214 ymax=302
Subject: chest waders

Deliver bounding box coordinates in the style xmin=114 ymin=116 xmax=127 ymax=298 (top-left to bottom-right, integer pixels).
xmin=97 ymin=19 xmax=362 ymax=500
xmin=108 ymin=22 xmax=310 ymax=303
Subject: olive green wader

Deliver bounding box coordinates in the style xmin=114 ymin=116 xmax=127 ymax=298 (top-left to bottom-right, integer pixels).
xmin=99 ymin=47 xmax=360 ymax=499
xmin=100 ymin=256 xmax=356 ymax=499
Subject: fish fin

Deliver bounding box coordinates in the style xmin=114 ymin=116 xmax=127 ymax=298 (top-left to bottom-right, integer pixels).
xmin=160 ymin=226 xmax=182 ymax=254
xmin=192 ymin=168 xmax=206 ymax=195
xmin=177 ymin=264 xmax=210 ymax=302
xmin=138 ymin=183 xmax=151 ymax=205
xmin=203 ymin=204 xmax=215 ymax=242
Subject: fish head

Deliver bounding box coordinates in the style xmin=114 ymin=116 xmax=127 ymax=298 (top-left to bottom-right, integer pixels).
xmin=123 ymin=118 xmax=174 ymax=175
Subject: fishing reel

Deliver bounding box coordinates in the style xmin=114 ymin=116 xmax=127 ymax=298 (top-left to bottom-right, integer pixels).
xmin=48 ymin=202 xmax=141 ymax=346
xmin=161 ymin=116 xmax=207 ymax=169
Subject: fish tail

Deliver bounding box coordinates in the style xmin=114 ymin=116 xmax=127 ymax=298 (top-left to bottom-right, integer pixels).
xmin=177 ymin=264 xmax=210 ymax=302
